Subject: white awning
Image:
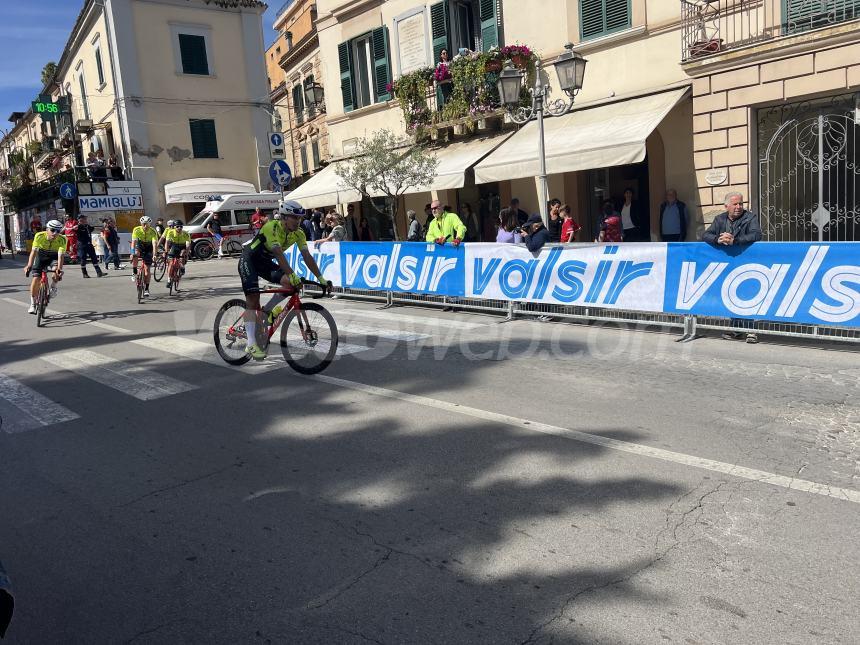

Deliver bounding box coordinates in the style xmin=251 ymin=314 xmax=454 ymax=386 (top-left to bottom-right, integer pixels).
xmin=474 ymin=88 xmax=689 ymax=184
xmin=404 ymin=133 xmax=514 ymax=193
xmin=164 ymin=178 xmax=257 ymax=204
xmin=286 ymin=164 xmax=363 ymax=209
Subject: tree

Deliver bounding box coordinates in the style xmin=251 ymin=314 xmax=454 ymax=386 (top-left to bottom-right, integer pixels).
xmin=334 ymin=129 xmax=439 ymax=240
xmin=41 ymin=62 xmax=57 ymax=87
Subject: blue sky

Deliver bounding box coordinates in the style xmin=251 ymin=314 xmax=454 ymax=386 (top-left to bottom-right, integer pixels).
xmin=0 ymin=1 xmax=281 ymax=126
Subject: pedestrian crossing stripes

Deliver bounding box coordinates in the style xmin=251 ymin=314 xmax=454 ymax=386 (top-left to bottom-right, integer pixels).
xmin=0 ymin=372 xmax=79 ymax=434
xmin=40 ymin=350 xmax=198 ymax=401
xmin=338 ymin=323 xmax=431 ymax=343
xmin=332 ymin=308 xmax=486 ymax=331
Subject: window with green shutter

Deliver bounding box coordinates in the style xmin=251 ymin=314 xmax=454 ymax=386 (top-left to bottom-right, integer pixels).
xmin=480 ymin=0 xmax=500 ymax=52
xmin=95 ymin=45 xmax=105 ymax=87
xmin=784 ymin=0 xmax=860 ymax=33
xmin=178 ymin=34 xmax=210 ymax=75
xmin=338 ymin=41 xmax=355 ymax=113
xmin=300 ymin=145 xmax=308 ymax=175
xmin=292 ymin=84 xmax=305 ymax=125
xmin=311 ymin=138 xmax=320 ymax=169
xmin=371 ymin=26 xmax=391 ymax=103
xmin=189 ymin=119 xmax=218 ymax=158
xmin=580 ymin=0 xmax=630 ymax=41
xmin=430 ymin=2 xmax=449 ymax=63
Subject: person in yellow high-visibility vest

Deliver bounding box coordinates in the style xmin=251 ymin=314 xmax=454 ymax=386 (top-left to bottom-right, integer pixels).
xmin=425 ymin=199 xmax=466 ymax=246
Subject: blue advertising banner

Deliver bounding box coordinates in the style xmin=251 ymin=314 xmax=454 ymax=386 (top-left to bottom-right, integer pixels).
xmin=281 ymin=241 xmax=860 ymax=328
xmin=338 ymin=242 xmax=465 ymax=295
xmin=664 ymin=242 xmax=860 ymax=326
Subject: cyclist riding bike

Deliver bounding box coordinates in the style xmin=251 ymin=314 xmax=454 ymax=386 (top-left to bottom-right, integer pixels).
xmin=132 ymin=215 xmax=159 ymax=297
xmin=238 ymin=200 xmax=330 ymax=360
xmin=24 ymin=219 xmax=66 ymax=314
xmin=163 ymin=221 xmax=191 ymax=291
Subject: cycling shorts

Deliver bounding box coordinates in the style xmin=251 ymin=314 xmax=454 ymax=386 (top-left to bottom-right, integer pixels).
xmin=167 ymin=244 xmax=187 ymax=259
xmin=135 ymin=242 xmax=154 ymax=266
xmin=31 ymin=250 xmax=58 ymax=273
xmin=238 ymin=247 xmax=283 ymax=295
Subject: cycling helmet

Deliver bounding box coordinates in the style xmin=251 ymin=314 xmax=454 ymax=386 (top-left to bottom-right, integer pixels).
xmin=278 ymin=200 xmax=305 ymax=219
xmin=140 ymin=215 xmax=152 ymax=225
xmin=174 ymin=221 xmax=184 ymax=229
xmin=46 ymin=219 xmax=63 ymax=233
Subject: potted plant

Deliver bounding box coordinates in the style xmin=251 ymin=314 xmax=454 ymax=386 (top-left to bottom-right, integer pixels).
xmin=502 ymin=44 xmax=533 ymax=70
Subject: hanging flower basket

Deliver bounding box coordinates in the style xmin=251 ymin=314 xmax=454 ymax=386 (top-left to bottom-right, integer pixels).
xmin=485 ymin=58 xmax=503 ymax=73
xmin=511 ymin=54 xmax=529 ymax=69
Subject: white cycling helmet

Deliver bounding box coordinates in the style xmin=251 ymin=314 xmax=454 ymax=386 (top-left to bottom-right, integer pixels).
xmin=278 ymin=200 xmax=305 ymax=219
xmin=46 ymin=219 xmax=63 ymax=233
xmin=140 ymin=215 xmax=152 ymax=225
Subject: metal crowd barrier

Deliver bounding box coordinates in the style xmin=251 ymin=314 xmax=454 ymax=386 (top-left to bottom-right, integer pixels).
xmin=312 ymin=286 xmax=859 ymax=346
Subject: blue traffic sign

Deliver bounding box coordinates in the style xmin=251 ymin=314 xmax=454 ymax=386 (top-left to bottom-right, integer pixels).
xmin=59 ymin=182 xmax=76 ymax=199
xmin=269 ymin=160 xmax=292 ymax=187
xmin=269 ymin=132 xmax=283 ymax=147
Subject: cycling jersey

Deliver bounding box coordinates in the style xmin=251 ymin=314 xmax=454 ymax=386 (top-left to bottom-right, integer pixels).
xmin=32 ymin=231 xmax=67 ymax=253
xmin=132 ymin=226 xmax=159 ymax=245
xmin=249 ymin=220 xmax=307 ymax=258
xmin=165 ymin=229 xmax=191 ymax=246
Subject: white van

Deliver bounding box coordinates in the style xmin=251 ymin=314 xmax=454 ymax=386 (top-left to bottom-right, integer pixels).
xmin=184 ymin=193 xmax=282 ymax=259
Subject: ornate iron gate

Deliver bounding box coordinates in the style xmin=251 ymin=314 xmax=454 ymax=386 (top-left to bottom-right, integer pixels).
xmin=758 ymin=95 xmax=859 ymax=241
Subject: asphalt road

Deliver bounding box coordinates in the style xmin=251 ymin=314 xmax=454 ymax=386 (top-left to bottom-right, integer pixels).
xmin=0 ymin=253 xmax=858 ymax=644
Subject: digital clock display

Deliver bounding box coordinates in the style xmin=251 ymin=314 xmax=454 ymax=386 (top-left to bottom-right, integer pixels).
xmin=33 ymin=102 xmax=60 ymax=114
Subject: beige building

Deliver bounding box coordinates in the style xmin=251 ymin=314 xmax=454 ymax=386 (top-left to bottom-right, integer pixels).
xmin=2 ymin=0 xmax=272 ymax=236
xmin=289 ymin=0 xmax=698 ymax=241
xmin=269 ymin=0 xmax=331 ymax=190
xmin=682 ymin=0 xmax=860 ymax=241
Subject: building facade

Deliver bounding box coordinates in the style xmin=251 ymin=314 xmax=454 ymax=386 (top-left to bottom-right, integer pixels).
xmin=1 ymin=0 xmax=272 ymax=240
xmin=682 ymin=0 xmax=860 ymax=241
xmin=271 ymin=0 xmax=330 ymax=190
xmin=293 ymin=0 xmax=698 ymax=241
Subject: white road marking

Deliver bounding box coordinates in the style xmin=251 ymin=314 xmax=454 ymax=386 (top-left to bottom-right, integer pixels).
xmin=0 ymin=372 xmax=80 ymax=433
xmin=338 ymin=323 xmax=431 ymax=342
xmin=332 ymin=307 xmax=486 ymax=330
xmin=131 ymin=335 xmax=281 ymax=371
xmin=2 ymin=298 xmax=128 ymax=333
xmin=40 ymin=350 xmax=197 ymax=401
xmin=310 ymin=374 xmax=860 ymax=505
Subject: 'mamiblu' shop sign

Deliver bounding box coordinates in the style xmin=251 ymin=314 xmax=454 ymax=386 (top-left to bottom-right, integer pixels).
xmin=78 ymin=195 xmax=144 ymax=212
xmin=290 ymin=242 xmax=860 ymax=328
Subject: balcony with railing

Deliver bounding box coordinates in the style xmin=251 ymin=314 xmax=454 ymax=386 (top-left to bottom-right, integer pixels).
xmin=681 ymin=0 xmax=860 ymax=62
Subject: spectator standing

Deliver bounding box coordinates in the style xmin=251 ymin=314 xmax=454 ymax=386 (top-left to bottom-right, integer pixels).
xmin=93 ymin=150 xmax=107 ymax=179
xmin=547 ymin=199 xmax=563 ymax=242
xmin=495 ymin=208 xmax=522 ymax=243
xmin=315 ymin=212 xmax=347 ymax=245
xmin=703 ymin=192 xmax=763 ymax=344
xmin=76 ymin=215 xmax=105 ymax=278
xmin=423 ymin=203 xmax=434 ymax=234
xmin=619 ymin=188 xmax=647 ymax=241
xmin=461 ymin=203 xmax=480 ymax=242
xmin=86 ymin=151 xmax=98 ymax=179
xmin=598 ymin=200 xmax=623 ymax=243
xmin=155 ymin=218 xmax=166 ymax=239
xmin=102 ymin=217 xmax=123 ymax=270
xmin=311 ymin=211 xmax=324 ymax=240
xmin=301 ymin=213 xmax=316 ymax=241
xmin=251 ymin=207 xmax=266 ymax=232
xmin=560 ymin=204 xmax=581 ymax=242
xmin=407 ymin=210 xmax=422 ymax=241
xmin=358 ymin=216 xmax=375 ymax=241
xmin=108 ymin=154 xmax=124 ymax=180
xmin=521 ymin=213 xmax=551 ymax=252
xmin=659 ymin=189 xmax=689 ymax=242
xmin=510 ymin=198 xmax=529 ymax=227
xmin=207 ymin=212 xmax=224 ymax=258
xmin=63 ymin=214 xmax=78 ymax=263
xmin=425 ymin=199 xmax=466 ymax=245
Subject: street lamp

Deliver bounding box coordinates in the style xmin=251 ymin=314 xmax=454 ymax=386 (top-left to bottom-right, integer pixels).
xmin=497 ymin=43 xmax=587 ymax=224
xmin=303 ymin=82 xmax=326 ymax=113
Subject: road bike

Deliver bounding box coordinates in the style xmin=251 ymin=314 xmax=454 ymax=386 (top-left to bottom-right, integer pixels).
xmin=166 ymin=252 xmax=186 ymax=295
xmin=152 ymin=251 xmax=166 ymax=282
xmin=213 ymin=279 xmax=338 ymax=374
xmin=25 ymin=267 xmax=62 ymax=328
xmin=135 ymin=265 xmax=145 ymax=303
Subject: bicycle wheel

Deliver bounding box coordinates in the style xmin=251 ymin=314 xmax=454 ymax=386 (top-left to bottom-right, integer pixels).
xmin=153 ymin=255 xmax=166 ymax=282
xmin=225 ymin=239 xmax=242 ymax=256
xmin=195 ymin=240 xmax=214 ymax=260
xmin=214 ymin=298 xmax=252 ymax=365
xmin=136 ymin=274 xmax=143 ymax=304
xmin=280 ymin=302 xmax=338 ymax=375
xmin=36 ymin=283 xmax=47 ymax=327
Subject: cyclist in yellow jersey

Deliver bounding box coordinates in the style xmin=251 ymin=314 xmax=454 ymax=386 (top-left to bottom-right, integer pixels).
xmin=132 ymin=215 xmax=159 ymax=297
xmin=238 ymin=200 xmax=330 ymax=360
xmin=163 ymin=221 xmax=192 ymax=291
xmin=24 ymin=219 xmax=66 ymax=314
